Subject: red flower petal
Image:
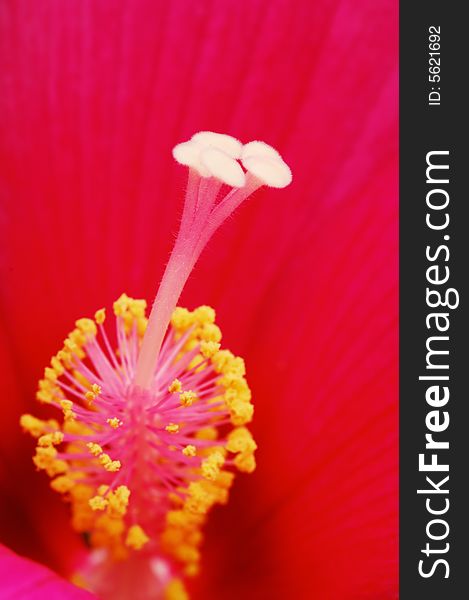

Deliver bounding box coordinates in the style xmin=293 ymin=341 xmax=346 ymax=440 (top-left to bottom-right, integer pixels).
xmin=0 ymin=544 xmax=94 ymax=599
xmin=0 ymin=0 xmax=397 ymax=598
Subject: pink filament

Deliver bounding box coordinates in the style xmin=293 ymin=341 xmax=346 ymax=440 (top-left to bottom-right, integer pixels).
xmin=54 ymin=316 xmax=230 ymax=500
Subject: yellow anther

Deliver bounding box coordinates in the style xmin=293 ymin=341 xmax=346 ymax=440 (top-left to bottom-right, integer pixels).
xmin=168 ymin=379 xmax=182 ymax=393
xmin=64 ymin=410 xmax=75 ymax=421
xmin=20 ymin=414 xmax=57 ymax=438
xmin=57 ymin=349 xmax=73 ymax=367
xmin=125 ymin=524 xmax=150 ymax=550
xmin=75 ymin=318 xmax=97 ymax=336
xmin=224 ymin=385 xmax=251 ymax=407
xmin=212 ymin=350 xmax=245 ymax=376
xmin=33 ymin=445 xmax=68 ymax=476
xmin=38 ymin=431 xmax=64 ymax=447
xmin=164 ymin=578 xmax=189 ymax=600
xmin=48 ymin=460 xmax=69 ymax=477
xmin=193 ymin=305 xmax=216 ymax=325
xmin=44 ymin=367 xmax=58 ymax=382
xmin=234 ymin=452 xmax=256 ymax=473
xmin=232 ymin=357 xmax=246 ymax=376
xmin=50 ymin=475 xmax=75 ymax=493
xmin=182 ymin=445 xmax=197 ymax=457
xmin=211 ymin=350 xmax=231 ymax=372
xmin=60 ymin=399 xmax=76 ymax=421
xmin=113 ymin=293 xmax=128 ymax=315
xmin=22 ymin=414 xmax=38 ymax=430
xmin=50 ymin=356 xmax=64 ymax=376
xmin=113 ymin=294 xmax=147 ymax=334
xmin=226 ymin=427 xmax=257 ymax=454
xmin=87 ymin=442 xmax=103 ymax=456
xmin=180 ymin=391 xmax=197 ymax=407
xmin=218 ymin=372 xmax=249 ymax=391
xmin=95 ymin=308 xmax=106 ymax=324
xmin=166 ymin=423 xmax=179 ymax=434
xmin=89 ymin=495 xmax=109 ymax=511
xmin=185 ymin=482 xmax=215 ymax=515
xmin=63 ymin=338 xmax=75 ymax=351
xmin=171 ymin=307 xmax=193 ymax=331
xmin=36 ymin=388 xmax=54 ymax=404
xmin=106 ymin=460 xmax=121 ymax=472
xmin=62 ymin=331 xmax=86 ymax=359
xmin=201 ymin=451 xmax=225 ymax=481
xmin=39 ymin=379 xmax=55 ymax=391
xmin=35 ymin=445 xmax=57 ymax=459
xmin=107 ymin=417 xmax=122 ymax=429
xmin=70 ymin=328 xmax=86 ymax=344
xmin=107 ymin=485 xmax=130 ymax=517
xmin=63 ymin=338 xmax=78 ymax=354
xmin=199 ymin=323 xmax=222 ymax=343
xmin=84 ymin=383 xmax=101 ymax=403
xmin=228 ymin=399 xmax=254 ymax=425
xmin=200 ymin=341 xmax=220 ymax=358
xmin=99 ymin=454 xmax=121 ymax=472
xmin=128 ymin=298 xmax=147 ymax=317
xmin=114 ymin=485 xmax=130 ymax=503
xmin=98 ymin=453 xmax=111 ymax=466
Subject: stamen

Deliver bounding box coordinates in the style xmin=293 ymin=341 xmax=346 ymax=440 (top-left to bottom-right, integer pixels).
xmin=20 ymin=131 xmax=291 ymax=595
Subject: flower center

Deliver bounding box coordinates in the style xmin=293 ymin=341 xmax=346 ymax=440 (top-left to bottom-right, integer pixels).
xmin=20 ymin=132 xmax=291 ymax=598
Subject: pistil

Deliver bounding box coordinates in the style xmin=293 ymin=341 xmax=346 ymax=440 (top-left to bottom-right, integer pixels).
xmin=135 ymin=133 xmax=291 ymax=389
xmin=21 ymin=131 xmax=291 ymax=598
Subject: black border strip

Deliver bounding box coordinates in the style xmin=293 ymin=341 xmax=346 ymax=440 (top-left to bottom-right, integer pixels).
xmin=400 ymin=3 xmax=467 ymax=597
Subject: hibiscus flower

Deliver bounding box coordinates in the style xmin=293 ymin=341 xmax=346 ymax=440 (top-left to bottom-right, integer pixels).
xmin=0 ymin=1 xmax=398 ymax=599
